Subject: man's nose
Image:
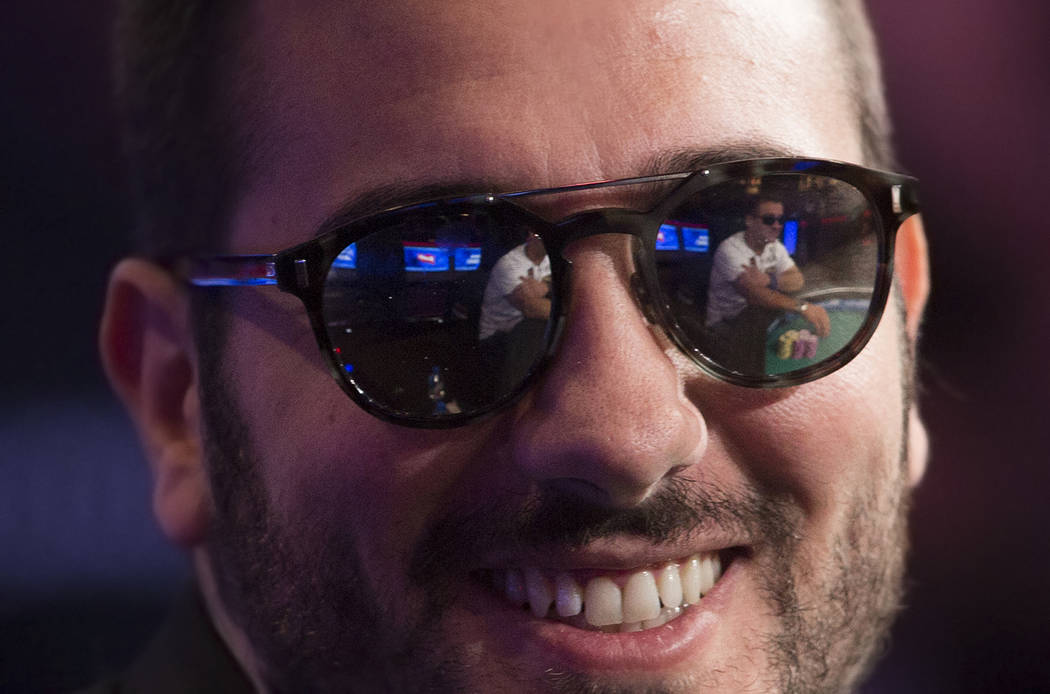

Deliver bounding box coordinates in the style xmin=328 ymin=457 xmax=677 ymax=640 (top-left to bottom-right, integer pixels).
xmin=509 ymin=234 xmax=708 ymax=508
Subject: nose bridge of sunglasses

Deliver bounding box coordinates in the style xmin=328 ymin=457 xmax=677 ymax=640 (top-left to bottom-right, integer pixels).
xmin=551 ymin=208 xmax=648 ymax=252
xmin=548 ymin=209 xmax=649 ymax=277
xmin=546 ymin=209 xmax=661 ymax=326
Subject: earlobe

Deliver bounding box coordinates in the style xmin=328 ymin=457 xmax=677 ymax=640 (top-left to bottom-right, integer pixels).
xmin=907 ymin=406 xmax=928 ymax=486
xmin=894 ymin=214 xmax=930 ymax=343
xmin=100 ymin=258 xmax=212 ymax=547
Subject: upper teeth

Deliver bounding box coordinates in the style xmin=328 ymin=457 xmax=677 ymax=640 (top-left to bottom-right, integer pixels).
xmin=494 ymin=552 xmax=722 ymax=632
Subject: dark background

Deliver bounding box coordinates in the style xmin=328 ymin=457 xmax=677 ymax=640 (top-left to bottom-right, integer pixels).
xmin=2 ymin=3 xmax=1048 ymax=691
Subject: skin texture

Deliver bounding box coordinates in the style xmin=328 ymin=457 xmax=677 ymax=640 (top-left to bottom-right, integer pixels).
xmin=100 ymin=0 xmax=931 ymax=692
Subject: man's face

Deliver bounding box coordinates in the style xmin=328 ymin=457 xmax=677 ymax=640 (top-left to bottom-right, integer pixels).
xmin=199 ymin=1 xmax=916 ymax=691
xmin=745 ymin=201 xmax=786 ymax=251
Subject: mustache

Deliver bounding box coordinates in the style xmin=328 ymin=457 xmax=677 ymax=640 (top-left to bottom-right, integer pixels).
xmin=409 ymin=476 xmax=792 ymax=583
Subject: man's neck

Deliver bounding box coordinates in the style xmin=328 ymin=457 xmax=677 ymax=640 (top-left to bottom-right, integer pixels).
xmin=525 ymin=243 xmax=545 ymax=264
xmin=743 ymin=233 xmax=768 ymax=255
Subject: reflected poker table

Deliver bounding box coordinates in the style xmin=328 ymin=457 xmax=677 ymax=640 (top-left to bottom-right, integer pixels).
xmin=764 ymin=294 xmax=871 ymax=375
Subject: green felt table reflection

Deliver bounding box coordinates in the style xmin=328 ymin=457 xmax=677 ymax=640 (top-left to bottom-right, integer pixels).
xmin=764 ymin=298 xmax=869 ymax=375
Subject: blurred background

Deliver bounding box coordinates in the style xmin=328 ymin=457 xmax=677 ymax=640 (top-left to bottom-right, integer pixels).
xmin=2 ymin=2 xmax=1048 ymax=691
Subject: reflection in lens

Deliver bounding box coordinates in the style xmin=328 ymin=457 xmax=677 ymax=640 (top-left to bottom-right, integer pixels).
xmin=653 ymin=174 xmax=878 ymax=377
xmin=322 ymin=204 xmax=551 ymax=419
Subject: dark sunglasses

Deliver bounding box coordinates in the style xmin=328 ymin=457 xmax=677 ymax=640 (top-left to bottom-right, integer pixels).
xmin=757 ymin=214 xmax=787 ymax=226
xmin=181 ymin=158 xmax=919 ymax=428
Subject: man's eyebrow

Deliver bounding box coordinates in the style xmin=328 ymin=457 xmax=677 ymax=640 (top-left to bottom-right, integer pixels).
xmin=641 ymin=143 xmax=801 ymax=177
xmin=315 ymin=180 xmax=502 ymax=237
xmin=315 ymin=142 xmax=801 ymax=236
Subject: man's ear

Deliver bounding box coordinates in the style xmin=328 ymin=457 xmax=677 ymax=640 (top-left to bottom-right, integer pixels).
xmin=895 ymin=214 xmax=930 ymax=344
xmin=894 ymin=214 xmax=931 ymax=486
xmin=100 ymin=258 xmax=211 ymax=547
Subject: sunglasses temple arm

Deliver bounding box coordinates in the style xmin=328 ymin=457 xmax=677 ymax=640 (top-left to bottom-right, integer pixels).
xmin=178 ymin=254 xmax=279 ymax=287
xmin=892 ymin=181 xmax=921 ymax=221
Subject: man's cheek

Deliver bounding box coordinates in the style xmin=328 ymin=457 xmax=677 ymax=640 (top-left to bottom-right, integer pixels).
xmin=236 ymin=373 xmax=487 ymax=582
xmin=719 ymin=328 xmax=903 ymax=517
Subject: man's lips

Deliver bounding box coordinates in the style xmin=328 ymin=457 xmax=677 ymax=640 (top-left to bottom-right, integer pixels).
xmin=475 ymin=548 xmax=740 ymax=633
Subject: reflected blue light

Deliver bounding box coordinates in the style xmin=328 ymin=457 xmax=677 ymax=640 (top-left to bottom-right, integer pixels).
xmin=454 ymin=246 xmax=482 ymax=271
xmin=656 ymin=224 xmax=681 ymax=251
xmin=332 ymin=243 xmax=357 ymax=269
xmin=681 ymin=226 xmax=709 ymax=252
xmin=782 ymin=220 xmax=798 ymax=254
xmin=404 ymin=245 xmax=450 ymax=272
xmin=190 ymin=277 xmax=278 ymax=287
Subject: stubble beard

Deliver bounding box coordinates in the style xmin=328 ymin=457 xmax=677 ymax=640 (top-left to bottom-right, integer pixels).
xmin=194 ymin=315 xmax=911 ymax=694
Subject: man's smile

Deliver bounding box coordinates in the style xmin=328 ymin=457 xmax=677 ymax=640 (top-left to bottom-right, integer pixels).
xmin=439 ymin=541 xmax=752 ymax=675
xmin=482 ymin=550 xmax=728 ymax=632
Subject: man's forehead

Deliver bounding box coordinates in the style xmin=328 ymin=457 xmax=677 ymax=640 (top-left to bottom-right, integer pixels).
xmin=249 ymin=0 xmax=845 ymax=111
xmin=256 ymin=0 xmax=740 ymax=74
xmin=233 ymin=0 xmax=858 ymax=249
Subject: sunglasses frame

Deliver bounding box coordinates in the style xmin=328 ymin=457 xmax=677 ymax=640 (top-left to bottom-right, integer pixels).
xmin=755 ymin=213 xmax=788 ymax=226
xmin=183 ymin=158 xmax=919 ymax=428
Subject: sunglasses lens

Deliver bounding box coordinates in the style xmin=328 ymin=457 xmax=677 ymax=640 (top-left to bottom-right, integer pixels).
xmin=321 ymin=204 xmax=552 ymax=421
xmin=652 ymin=173 xmax=880 ymax=380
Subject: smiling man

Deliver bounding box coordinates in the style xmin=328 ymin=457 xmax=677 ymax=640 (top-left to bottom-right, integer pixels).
xmin=704 ymin=193 xmax=833 ymax=372
xmin=95 ymin=0 xmax=930 ymax=692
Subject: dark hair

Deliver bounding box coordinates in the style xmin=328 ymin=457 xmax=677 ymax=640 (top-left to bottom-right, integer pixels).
xmin=114 ymin=0 xmax=895 ymax=259
xmin=824 ymin=0 xmax=897 ymax=171
xmin=749 ymin=192 xmax=786 ymax=216
xmin=113 ymin=0 xmax=248 ymax=259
